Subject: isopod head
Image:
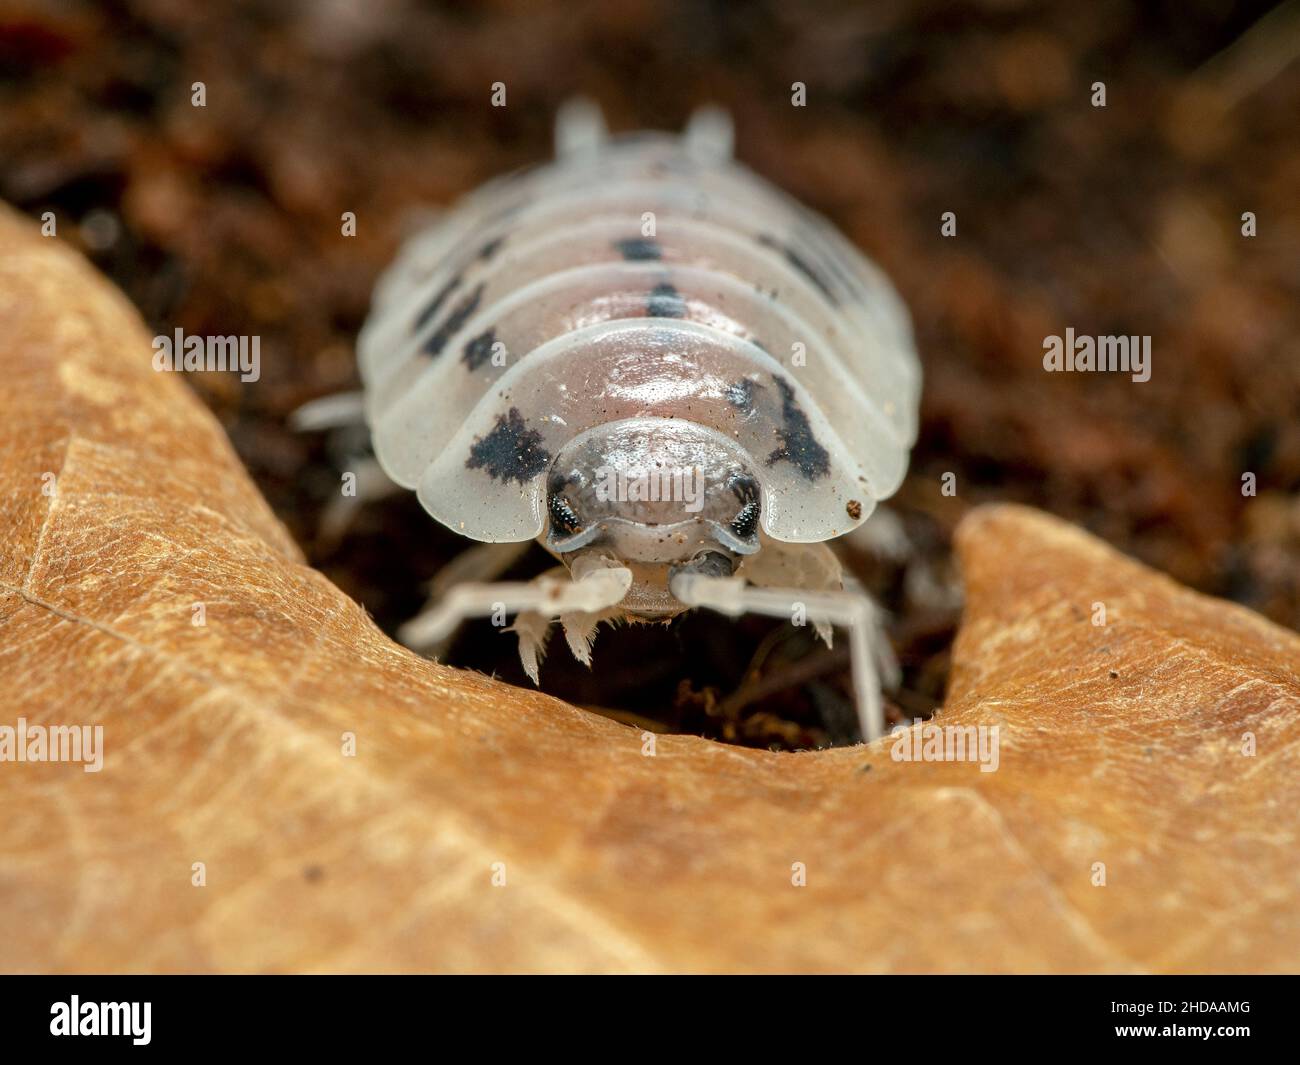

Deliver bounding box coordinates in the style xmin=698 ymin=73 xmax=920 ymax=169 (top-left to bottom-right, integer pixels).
xmin=543 ymin=417 xmax=761 ymax=617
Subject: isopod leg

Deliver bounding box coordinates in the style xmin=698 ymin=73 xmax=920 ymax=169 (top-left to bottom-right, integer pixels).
xmin=668 ymin=573 xmax=894 ymax=743
xmin=741 ymin=539 xmax=845 ymax=648
xmin=554 ymin=97 xmax=608 ymax=159
xmin=843 ymin=575 xmax=901 ymax=692
xmin=398 ymin=541 xmax=536 ymax=658
xmin=427 ymin=540 xmax=534 ymax=602
xmin=517 ymin=600 xmax=621 ymax=680
xmin=289 ymin=390 xmax=367 ymax=431
xmin=397 ymin=564 xmax=632 ymax=682
xmin=288 ymin=393 xmax=397 ymax=548
xmin=314 ymin=458 xmax=404 ymax=550
xmin=684 ymin=105 xmax=734 ymax=161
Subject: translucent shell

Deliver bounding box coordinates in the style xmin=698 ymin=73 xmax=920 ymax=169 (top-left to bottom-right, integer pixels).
xmin=359 ymin=134 xmax=921 ymax=544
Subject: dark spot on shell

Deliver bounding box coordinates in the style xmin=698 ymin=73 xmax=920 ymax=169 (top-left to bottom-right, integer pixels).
xmin=548 ymin=468 xmax=579 ymax=494
xmin=462 ymin=327 xmax=497 ymax=371
xmin=615 ymin=236 xmax=661 ymax=261
xmin=647 ymin=281 xmax=686 ymax=318
xmin=466 ymin=407 xmax=551 ymax=484
xmin=412 ymin=274 xmax=461 ymax=333
xmin=423 ymin=282 xmax=485 ymax=358
xmin=766 ymin=376 xmax=830 ymax=481
xmin=725 ymin=378 xmax=762 ymax=413
xmin=477 ymin=235 xmax=506 ymax=261
xmin=846 ymin=499 xmax=862 ymax=520
xmin=757 ymin=234 xmax=838 ymax=306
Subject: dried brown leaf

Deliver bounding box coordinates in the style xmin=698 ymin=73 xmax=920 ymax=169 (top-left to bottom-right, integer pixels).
xmin=1 ymin=205 xmax=1296 ymax=973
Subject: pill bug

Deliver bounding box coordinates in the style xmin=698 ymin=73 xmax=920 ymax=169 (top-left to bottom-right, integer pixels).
xmin=352 ymin=102 xmax=922 ymax=741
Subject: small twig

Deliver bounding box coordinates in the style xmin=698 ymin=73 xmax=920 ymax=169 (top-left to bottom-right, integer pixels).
xmin=717 ymin=644 xmax=851 ymax=719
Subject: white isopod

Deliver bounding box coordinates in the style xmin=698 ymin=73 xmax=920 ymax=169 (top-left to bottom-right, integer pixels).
xmin=324 ymin=101 xmax=922 ymax=741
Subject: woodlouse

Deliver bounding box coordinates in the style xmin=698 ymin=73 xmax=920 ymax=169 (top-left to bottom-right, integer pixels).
xmin=336 ymin=102 xmax=922 ymax=740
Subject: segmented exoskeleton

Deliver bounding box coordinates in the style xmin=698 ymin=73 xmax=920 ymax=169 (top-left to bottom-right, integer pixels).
xmin=330 ymin=102 xmax=922 ymax=740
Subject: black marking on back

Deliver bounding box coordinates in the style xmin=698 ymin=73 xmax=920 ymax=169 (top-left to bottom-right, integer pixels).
xmin=757 ymin=234 xmax=838 ymax=306
xmin=462 ymin=327 xmax=497 ymax=372
xmin=615 ymin=237 xmax=661 ymax=261
xmin=647 ymin=281 xmax=686 ymax=318
xmin=766 ymin=376 xmax=830 ymax=481
xmin=725 ymin=378 xmax=763 ymax=414
xmin=412 ymin=274 xmax=461 ymax=333
xmin=466 ymin=407 xmax=551 ymax=484
xmin=423 ymin=282 xmax=485 ymax=358
xmin=547 ymin=469 xmax=577 ymax=495
xmin=477 ymin=235 xmax=506 ymax=262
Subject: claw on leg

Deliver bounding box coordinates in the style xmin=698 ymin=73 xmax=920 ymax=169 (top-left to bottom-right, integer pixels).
xmin=812 ymin=618 xmax=834 ymax=648
xmin=559 ymin=610 xmax=600 ymax=667
xmin=511 ymin=611 xmax=554 ymax=684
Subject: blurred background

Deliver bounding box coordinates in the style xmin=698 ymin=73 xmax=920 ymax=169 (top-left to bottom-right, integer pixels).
xmin=2 ymin=0 xmax=1297 ymax=748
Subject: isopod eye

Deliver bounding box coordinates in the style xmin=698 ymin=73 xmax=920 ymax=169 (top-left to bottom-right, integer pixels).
xmin=727 ymin=474 xmax=761 ymax=541
xmin=548 ymin=493 xmax=583 ymax=536
xmin=730 ymin=499 xmax=760 ymax=540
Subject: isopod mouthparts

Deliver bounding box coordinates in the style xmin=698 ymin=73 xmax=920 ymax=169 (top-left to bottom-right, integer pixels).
xmin=669 ymin=551 xmax=736 ymax=585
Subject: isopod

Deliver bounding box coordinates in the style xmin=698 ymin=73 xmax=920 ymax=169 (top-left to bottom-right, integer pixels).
xmin=335 ymin=101 xmax=922 ymax=740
